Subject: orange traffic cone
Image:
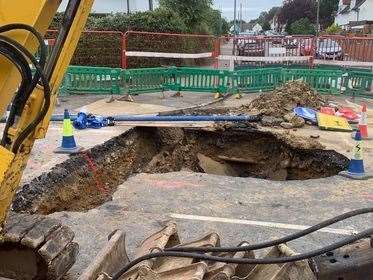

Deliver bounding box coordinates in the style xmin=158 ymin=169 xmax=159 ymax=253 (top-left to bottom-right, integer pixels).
xmin=359 ymin=103 xmax=369 ymax=139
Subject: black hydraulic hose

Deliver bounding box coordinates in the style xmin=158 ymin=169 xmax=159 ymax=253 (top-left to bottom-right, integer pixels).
xmin=0 ymin=34 xmax=50 ymax=152
xmin=0 ymin=36 xmax=35 ymax=118
xmin=0 ymin=24 xmax=50 ymax=153
xmin=167 ymin=207 xmax=373 ymax=253
xmin=111 ymin=227 xmax=373 ymax=280
xmin=0 ymin=43 xmax=32 ymax=146
xmin=0 ymin=24 xmax=47 ymax=69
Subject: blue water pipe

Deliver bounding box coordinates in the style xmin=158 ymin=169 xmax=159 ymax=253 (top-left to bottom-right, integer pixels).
xmin=50 ymin=114 xmax=260 ymax=122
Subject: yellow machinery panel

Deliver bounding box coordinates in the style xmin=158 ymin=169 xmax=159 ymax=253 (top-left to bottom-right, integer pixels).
xmin=0 ymin=0 xmax=95 ymax=225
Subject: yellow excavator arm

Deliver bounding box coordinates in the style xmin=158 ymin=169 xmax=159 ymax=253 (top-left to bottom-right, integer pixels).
xmin=0 ymin=0 xmax=94 ymax=226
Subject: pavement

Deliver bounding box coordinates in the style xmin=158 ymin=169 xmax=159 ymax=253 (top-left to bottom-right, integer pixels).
xmin=53 ymin=172 xmax=372 ymax=278
xmin=1 ymin=91 xmax=373 ymax=279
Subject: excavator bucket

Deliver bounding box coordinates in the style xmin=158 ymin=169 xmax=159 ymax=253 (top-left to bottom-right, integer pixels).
xmin=244 ymin=244 xmax=316 ymax=280
xmin=80 ymin=223 xmax=316 ymax=280
xmin=78 ymin=230 xmax=129 ymax=280
xmin=79 ymin=224 xmax=373 ymax=280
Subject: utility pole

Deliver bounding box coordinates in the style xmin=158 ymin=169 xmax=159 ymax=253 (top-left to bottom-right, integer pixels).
xmin=240 ymin=2 xmax=243 ymax=33
xmin=219 ymin=5 xmax=223 ymax=35
xmin=126 ymin=0 xmax=130 ymax=14
xmin=316 ymin=0 xmax=320 ymax=35
xmin=233 ymin=0 xmax=237 ymax=55
xmin=149 ymin=0 xmax=153 ymax=11
xmin=234 ymin=0 xmax=237 ymax=35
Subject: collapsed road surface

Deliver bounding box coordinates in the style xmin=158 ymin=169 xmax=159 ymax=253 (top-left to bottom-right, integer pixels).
xmin=13 ymin=126 xmax=348 ymax=214
xmin=3 ymin=92 xmax=373 ymax=279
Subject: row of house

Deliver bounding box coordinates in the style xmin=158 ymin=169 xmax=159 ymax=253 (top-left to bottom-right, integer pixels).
xmin=335 ymin=0 xmax=373 ymax=33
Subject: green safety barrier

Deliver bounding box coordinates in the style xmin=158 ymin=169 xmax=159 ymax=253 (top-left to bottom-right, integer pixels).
xmin=282 ymin=68 xmax=343 ymax=94
xmin=61 ymin=66 xmax=121 ymax=95
xmin=344 ymin=71 xmax=373 ymax=98
xmin=165 ymin=67 xmax=230 ymax=94
xmin=60 ymin=66 xmax=373 ymax=98
xmin=232 ymin=68 xmax=282 ymax=93
xmin=122 ymin=67 xmax=169 ymax=94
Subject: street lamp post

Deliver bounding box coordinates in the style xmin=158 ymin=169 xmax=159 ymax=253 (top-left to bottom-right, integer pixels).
xmin=316 ymin=0 xmax=320 ymax=35
xmin=233 ymin=0 xmax=237 ymax=55
xmin=149 ymin=0 xmax=153 ymax=11
xmin=234 ymin=0 xmax=237 ymax=34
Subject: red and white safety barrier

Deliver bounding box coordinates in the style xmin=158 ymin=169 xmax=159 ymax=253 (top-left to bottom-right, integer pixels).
xmin=125 ymin=51 xmax=214 ymax=59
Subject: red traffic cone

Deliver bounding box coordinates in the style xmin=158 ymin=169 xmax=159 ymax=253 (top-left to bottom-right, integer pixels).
xmin=359 ymin=103 xmax=369 ymax=139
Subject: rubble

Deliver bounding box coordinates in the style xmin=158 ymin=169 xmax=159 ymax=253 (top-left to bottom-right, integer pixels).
xmin=231 ymin=81 xmax=326 ymax=127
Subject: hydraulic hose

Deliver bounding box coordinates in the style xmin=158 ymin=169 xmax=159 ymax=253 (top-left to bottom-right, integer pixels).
xmin=0 ymin=24 xmax=50 ymax=153
xmin=112 ymin=227 xmax=373 ymax=280
xmin=167 ymin=207 xmax=373 ymax=253
xmin=111 ymin=208 xmax=373 ymax=279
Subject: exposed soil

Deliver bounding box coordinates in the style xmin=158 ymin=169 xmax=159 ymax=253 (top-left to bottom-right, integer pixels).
xmin=13 ymin=126 xmax=348 ymax=215
xmin=231 ymin=81 xmax=327 ymax=118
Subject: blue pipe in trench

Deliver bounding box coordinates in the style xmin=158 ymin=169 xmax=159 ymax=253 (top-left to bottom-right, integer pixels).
xmin=49 ymin=114 xmax=260 ymax=122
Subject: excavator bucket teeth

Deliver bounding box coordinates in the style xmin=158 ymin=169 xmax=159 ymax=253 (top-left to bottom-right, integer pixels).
xmin=155 ymin=232 xmax=221 ymax=274
xmin=244 ymin=244 xmax=316 ymax=280
xmin=112 ymin=225 xmax=319 ymax=280
xmin=0 ymin=213 xmax=78 ymax=280
xmin=79 ymin=230 xmax=129 ymax=280
xmin=205 ymin=242 xmax=256 ymax=280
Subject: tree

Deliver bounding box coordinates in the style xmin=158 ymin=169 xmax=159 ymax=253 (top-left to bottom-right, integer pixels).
xmin=319 ymin=0 xmax=339 ymax=29
xmin=277 ymin=0 xmax=339 ymax=32
xmin=289 ymin=18 xmax=316 ymax=35
xmin=249 ymin=6 xmax=280 ymax=32
xmin=206 ymin=9 xmax=229 ymax=35
xmin=90 ymin=9 xmax=187 ymax=33
xmin=257 ymin=11 xmax=269 ymax=27
xmin=262 ymin=21 xmax=271 ymax=31
xmin=266 ymin=7 xmax=280 ymax=22
xmin=159 ymin=0 xmax=213 ymax=32
xmin=326 ymin=23 xmax=342 ymax=34
xmin=278 ymin=0 xmax=317 ymax=29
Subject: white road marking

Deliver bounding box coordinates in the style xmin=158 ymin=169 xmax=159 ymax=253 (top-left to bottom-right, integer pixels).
xmin=169 ymin=213 xmax=357 ymax=236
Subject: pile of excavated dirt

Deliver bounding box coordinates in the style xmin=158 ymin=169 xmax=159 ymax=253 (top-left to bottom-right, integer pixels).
xmin=13 ymin=127 xmax=348 ymax=215
xmin=231 ymin=81 xmax=327 ymax=128
xmin=233 ymin=80 xmax=326 ymax=117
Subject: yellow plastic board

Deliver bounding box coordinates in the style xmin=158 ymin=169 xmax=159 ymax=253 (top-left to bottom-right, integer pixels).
xmin=317 ymin=112 xmax=352 ymax=132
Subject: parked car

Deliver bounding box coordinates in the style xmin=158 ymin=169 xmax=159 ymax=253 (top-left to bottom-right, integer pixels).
xmin=237 ymin=40 xmax=264 ymax=57
xmin=282 ymin=37 xmax=298 ymax=49
xmin=300 ymin=39 xmax=344 ymax=60
xmin=316 ymin=39 xmax=344 ymax=60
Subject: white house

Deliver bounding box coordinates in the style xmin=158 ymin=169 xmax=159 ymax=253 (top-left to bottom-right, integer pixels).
xmin=252 ymin=23 xmax=263 ymax=34
xmin=270 ymin=15 xmax=284 ymax=33
xmin=335 ymin=0 xmax=373 ymax=32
